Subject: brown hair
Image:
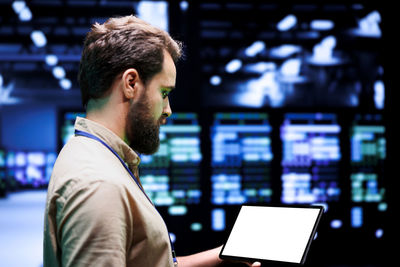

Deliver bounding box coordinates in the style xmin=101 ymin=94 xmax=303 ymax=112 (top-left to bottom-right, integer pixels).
xmin=78 ymin=15 xmax=182 ymax=108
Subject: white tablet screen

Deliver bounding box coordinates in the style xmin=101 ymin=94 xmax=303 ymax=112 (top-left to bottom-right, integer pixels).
xmin=221 ymin=205 xmax=322 ymax=264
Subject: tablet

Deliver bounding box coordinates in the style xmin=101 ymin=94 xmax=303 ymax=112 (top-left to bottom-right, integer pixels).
xmin=219 ymin=205 xmax=324 ymax=265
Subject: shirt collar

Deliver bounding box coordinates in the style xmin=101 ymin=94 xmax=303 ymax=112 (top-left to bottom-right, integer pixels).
xmin=74 ymin=116 xmax=141 ymax=168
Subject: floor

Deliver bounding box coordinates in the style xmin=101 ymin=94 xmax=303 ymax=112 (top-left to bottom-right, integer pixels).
xmin=0 ymin=190 xmax=387 ymax=267
xmin=0 ymin=190 xmax=46 ymax=267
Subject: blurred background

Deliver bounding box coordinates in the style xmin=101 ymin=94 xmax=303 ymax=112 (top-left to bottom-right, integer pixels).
xmin=0 ymin=0 xmax=395 ymax=266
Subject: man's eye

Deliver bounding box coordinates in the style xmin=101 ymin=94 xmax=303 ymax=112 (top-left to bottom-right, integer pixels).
xmin=162 ymin=91 xmax=169 ymax=99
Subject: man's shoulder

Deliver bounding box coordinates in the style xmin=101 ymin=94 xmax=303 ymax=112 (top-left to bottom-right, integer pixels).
xmin=50 ymin=136 xmax=131 ymax=192
xmin=57 ymin=135 xmax=122 ymax=169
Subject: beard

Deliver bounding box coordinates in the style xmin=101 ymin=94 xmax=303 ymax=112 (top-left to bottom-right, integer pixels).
xmin=126 ymin=92 xmax=163 ymax=155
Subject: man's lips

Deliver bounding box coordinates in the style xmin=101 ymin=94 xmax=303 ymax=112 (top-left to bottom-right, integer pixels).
xmin=160 ymin=116 xmax=167 ymax=125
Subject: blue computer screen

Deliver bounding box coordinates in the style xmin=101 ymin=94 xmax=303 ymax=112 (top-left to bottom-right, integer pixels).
xmin=139 ymin=113 xmax=202 ymax=210
xmin=0 ymin=149 xmax=5 ymax=184
xmin=350 ymin=114 xmax=386 ymax=229
xmin=61 ymin=112 xmax=85 ymax=146
xmin=199 ymin=5 xmax=384 ymax=110
xmin=4 ymin=151 xmax=56 ymax=188
xmin=280 ymin=113 xmax=341 ymax=203
xmin=211 ymin=113 xmax=273 ymax=205
xmin=0 ymin=149 xmax=5 ymax=168
xmin=351 ymin=114 xmax=385 ymax=203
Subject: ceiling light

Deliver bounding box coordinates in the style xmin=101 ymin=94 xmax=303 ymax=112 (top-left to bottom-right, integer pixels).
xmin=277 ymin=14 xmax=297 ymax=31
xmin=310 ymin=20 xmax=334 ymax=31
xmin=30 ymin=30 xmax=47 ymax=47
xmin=59 ymin=78 xmax=72 ymax=90
xmin=12 ymin=1 xmax=26 ymax=14
xmin=45 ymin=55 xmax=58 ymax=66
xmin=245 ymin=41 xmax=266 ymax=57
xmin=19 ymin=6 xmax=32 ymax=21
xmin=210 ymin=75 xmax=221 ymax=86
xmin=225 ymin=59 xmax=242 ymax=73
xmin=52 ymin=66 xmax=65 ymax=79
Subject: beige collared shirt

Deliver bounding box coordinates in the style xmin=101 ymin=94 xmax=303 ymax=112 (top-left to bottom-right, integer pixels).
xmin=43 ymin=117 xmax=174 ymax=267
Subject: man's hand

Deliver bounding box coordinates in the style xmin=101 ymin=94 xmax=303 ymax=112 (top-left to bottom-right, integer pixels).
xmin=175 ymin=245 xmax=262 ymax=267
xmin=246 ymin=262 xmax=261 ymax=267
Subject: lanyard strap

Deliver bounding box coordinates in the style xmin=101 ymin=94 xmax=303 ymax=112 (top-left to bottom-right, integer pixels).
xmin=75 ymin=129 xmax=178 ymax=265
xmin=75 ymin=130 xmax=151 ymax=202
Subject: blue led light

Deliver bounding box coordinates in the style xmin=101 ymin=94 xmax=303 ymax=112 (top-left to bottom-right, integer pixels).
xmin=352 ymin=11 xmax=382 ymax=38
xmin=351 ymin=207 xmax=363 ymax=228
xmin=277 ymin=14 xmax=297 ymax=31
xmin=310 ymin=20 xmax=334 ymax=31
xmin=27 ymin=152 xmax=45 ymax=166
xmin=309 ymin=36 xmax=341 ymax=65
xmin=180 ymin=0 xmax=189 ymax=12
xmin=26 ymin=165 xmax=42 ymax=180
xmin=168 ymin=206 xmax=188 ymax=216
xmin=330 ymin=219 xmax=342 ymax=229
xmin=12 ymin=1 xmax=26 ymax=14
xmin=378 ymin=202 xmax=387 ymax=211
xmin=19 ymin=6 xmax=32 ymax=21
xmin=270 ymin=44 xmax=301 ymax=58
xmin=45 ymin=55 xmax=58 ymax=66
xmin=211 ymin=209 xmax=225 ymax=231
xmin=59 ymin=78 xmax=71 ymax=90
xmin=225 ymin=59 xmax=242 ymax=73
xmin=244 ymin=41 xmax=265 ymax=57
xmin=280 ymin=58 xmax=301 ymax=77
xmin=190 ymin=223 xmax=202 ymax=232
xmin=374 ymin=80 xmax=385 ymax=109
xmin=210 ymin=75 xmax=221 ymax=86
xmin=243 ymin=62 xmax=276 ymax=74
xmin=52 ymin=66 xmax=66 ymax=79
xmin=375 ymin=229 xmax=383 ymax=239
xmin=30 ymin=31 xmax=47 ymax=48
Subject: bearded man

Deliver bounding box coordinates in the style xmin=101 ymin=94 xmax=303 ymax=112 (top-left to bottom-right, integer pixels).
xmin=43 ymin=15 xmax=260 ymax=267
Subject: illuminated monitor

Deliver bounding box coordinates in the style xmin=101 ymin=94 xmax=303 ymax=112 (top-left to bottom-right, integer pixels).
xmin=0 ymin=149 xmax=5 ymax=168
xmin=199 ymin=3 xmax=384 ymax=109
xmin=350 ymin=114 xmax=386 ymax=230
xmin=139 ymin=113 xmax=202 ymax=208
xmin=211 ymin=113 xmax=273 ymax=206
xmin=280 ymin=113 xmax=341 ymax=204
xmin=0 ymin=149 xmax=5 ymax=193
xmin=3 ymin=151 xmax=55 ymax=188
xmin=61 ymin=112 xmax=85 ymax=146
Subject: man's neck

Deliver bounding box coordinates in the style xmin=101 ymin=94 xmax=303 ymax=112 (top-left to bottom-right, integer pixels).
xmin=86 ymin=102 xmax=127 ymax=141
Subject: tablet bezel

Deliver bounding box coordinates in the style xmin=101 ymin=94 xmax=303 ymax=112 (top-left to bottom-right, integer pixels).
xmin=219 ymin=204 xmax=324 ymax=265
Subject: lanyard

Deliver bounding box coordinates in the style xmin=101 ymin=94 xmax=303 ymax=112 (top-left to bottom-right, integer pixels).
xmin=75 ymin=130 xmax=178 ymax=266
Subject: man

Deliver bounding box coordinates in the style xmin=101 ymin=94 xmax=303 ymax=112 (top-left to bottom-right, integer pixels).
xmin=43 ymin=15 xmax=260 ymax=267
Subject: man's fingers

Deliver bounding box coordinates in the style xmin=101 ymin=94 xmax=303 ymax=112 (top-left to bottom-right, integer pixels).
xmin=245 ymin=261 xmax=261 ymax=267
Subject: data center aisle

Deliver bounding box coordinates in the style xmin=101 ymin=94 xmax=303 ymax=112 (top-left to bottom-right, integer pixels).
xmin=0 ymin=190 xmax=46 ymax=267
xmin=0 ymin=190 xmax=386 ymax=267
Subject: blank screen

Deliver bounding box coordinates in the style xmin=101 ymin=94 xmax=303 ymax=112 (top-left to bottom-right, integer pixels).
xmin=221 ymin=206 xmax=321 ymax=264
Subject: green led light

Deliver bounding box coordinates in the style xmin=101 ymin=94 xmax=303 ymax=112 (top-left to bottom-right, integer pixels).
xmin=378 ymin=202 xmax=387 ymax=211
xmin=161 ymin=125 xmax=201 ymax=133
xmin=354 ymin=126 xmax=385 ymax=133
xmin=190 ymin=222 xmax=203 ymax=231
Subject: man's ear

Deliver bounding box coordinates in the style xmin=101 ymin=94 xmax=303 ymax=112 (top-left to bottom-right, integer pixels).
xmin=121 ymin=68 xmax=140 ymax=100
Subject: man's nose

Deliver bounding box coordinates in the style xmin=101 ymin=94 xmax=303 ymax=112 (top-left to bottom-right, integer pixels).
xmin=162 ymin=98 xmax=172 ymax=118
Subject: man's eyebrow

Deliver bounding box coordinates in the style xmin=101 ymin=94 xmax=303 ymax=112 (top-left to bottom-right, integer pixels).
xmin=162 ymin=86 xmax=175 ymax=91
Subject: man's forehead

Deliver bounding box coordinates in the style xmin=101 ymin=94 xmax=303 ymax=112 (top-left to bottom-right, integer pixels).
xmin=162 ymin=52 xmax=177 ymax=84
